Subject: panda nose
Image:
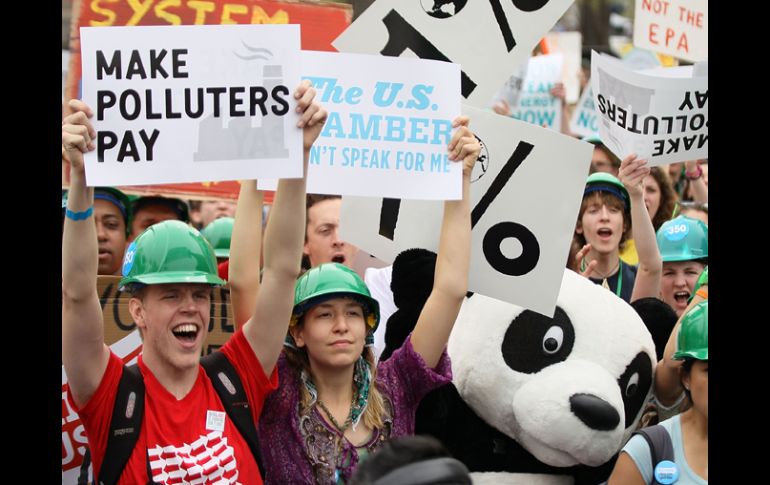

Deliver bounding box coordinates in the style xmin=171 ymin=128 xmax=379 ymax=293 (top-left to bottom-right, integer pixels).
xmin=569 ymin=393 xmax=620 ymax=431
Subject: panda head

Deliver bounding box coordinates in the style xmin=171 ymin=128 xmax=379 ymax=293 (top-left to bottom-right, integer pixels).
xmin=448 ymin=269 xmax=656 ymax=468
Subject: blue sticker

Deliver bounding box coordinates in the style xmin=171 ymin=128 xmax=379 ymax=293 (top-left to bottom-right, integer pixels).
xmin=664 ymin=223 xmax=689 ymax=242
xmin=122 ymin=241 xmax=137 ymax=276
xmin=654 ymin=460 xmax=680 ymax=484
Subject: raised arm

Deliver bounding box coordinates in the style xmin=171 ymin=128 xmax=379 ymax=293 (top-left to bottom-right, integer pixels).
xmin=684 ymin=159 xmax=708 ymax=203
xmin=240 ymin=81 xmax=327 ymax=375
xmin=61 ymin=100 xmax=111 ymax=407
xmin=655 ymin=275 xmax=707 ymax=405
xmin=228 ymin=181 xmax=263 ymax=329
xmin=619 ymin=154 xmax=662 ymax=301
xmin=410 ymin=117 xmax=479 ymax=368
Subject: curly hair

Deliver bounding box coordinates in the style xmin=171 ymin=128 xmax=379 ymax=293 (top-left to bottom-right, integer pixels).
xmin=647 ymin=167 xmax=678 ymax=231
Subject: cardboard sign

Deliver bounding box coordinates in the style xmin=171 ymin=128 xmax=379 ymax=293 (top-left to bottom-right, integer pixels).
xmin=591 ymin=51 xmax=708 ymax=166
xmin=80 ymin=24 xmax=302 ymax=186
xmin=339 ymin=105 xmax=592 ymax=317
xmin=510 ymin=53 xmax=563 ymax=131
xmin=633 ymin=0 xmax=707 ymax=62
xmin=61 ymin=276 xmax=236 ymax=483
xmin=259 ymin=51 xmax=462 ymax=200
xmin=332 ymin=0 xmax=575 ymax=109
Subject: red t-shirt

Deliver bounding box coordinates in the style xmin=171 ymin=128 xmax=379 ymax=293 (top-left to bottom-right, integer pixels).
xmin=67 ymin=329 xmax=277 ymax=485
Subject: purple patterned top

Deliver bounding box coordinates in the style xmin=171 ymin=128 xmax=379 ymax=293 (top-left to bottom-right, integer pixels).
xmin=258 ymin=336 xmax=452 ymax=484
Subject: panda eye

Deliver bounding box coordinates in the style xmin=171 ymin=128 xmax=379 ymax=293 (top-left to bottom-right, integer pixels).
xmin=625 ymin=373 xmax=639 ymax=397
xmin=542 ymin=326 xmax=564 ymax=355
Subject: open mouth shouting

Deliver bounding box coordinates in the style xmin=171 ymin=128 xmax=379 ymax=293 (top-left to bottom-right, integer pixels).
xmin=331 ymin=253 xmax=346 ymax=264
xmin=172 ymin=324 xmax=200 ymax=348
xmin=674 ymin=290 xmax=690 ymax=306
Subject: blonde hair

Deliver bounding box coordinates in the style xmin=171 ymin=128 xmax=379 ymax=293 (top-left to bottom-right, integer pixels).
xmin=284 ymin=343 xmax=388 ymax=430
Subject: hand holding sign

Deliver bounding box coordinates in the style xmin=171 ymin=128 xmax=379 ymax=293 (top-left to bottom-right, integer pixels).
xmin=617 ymin=153 xmax=650 ymax=199
xmin=62 ymin=100 xmax=97 ymax=177
xmin=295 ymin=80 xmax=329 ymax=151
xmin=447 ymin=116 xmax=481 ymax=175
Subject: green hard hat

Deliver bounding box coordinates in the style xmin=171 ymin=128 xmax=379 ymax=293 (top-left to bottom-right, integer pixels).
xmin=657 ymin=215 xmax=708 ymax=262
xmin=291 ymin=263 xmax=380 ymax=331
xmin=119 ymin=220 xmax=225 ymax=291
xmin=201 ymin=217 xmax=234 ymax=259
xmin=584 ymin=172 xmax=630 ymax=213
xmin=582 ymin=133 xmax=603 ymax=145
xmin=673 ymin=300 xmax=708 ymax=361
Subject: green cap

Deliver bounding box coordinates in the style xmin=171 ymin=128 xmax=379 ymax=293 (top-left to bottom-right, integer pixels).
xmin=119 ymin=220 xmax=225 ymax=291
xmin=291 ymin=262 xmax=380 ymax=331
xmin=584 ymin=172 xmax=630 ymax=213
xmin=657 ymin=215 xmax=708 ymax=262
xmin=94 ymin=187 xmax=133 ymax=233
xmin=201 ymin=217 xmax=234 ymax=258
xmin=673 ymin=300 xmax=708 ymax=361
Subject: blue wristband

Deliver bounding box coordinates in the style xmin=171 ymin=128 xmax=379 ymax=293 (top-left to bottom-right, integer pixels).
xmin=65 ymin=206 xmax=94 ymax=221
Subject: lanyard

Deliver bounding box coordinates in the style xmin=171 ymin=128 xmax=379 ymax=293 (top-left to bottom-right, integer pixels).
xmin=582 ymin=258 xmax=623 ymax=297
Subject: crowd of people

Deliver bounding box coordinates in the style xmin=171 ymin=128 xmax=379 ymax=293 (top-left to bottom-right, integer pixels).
xmin=62 ymin=49 xmax=708 ymax=484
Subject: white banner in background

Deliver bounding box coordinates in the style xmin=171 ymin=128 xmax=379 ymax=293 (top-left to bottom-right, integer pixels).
xmin=340 ymin=105 xmax=592 ymax=317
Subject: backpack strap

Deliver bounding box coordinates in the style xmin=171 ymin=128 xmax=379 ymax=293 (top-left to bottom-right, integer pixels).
xmin=632 ymin=425 xmax=675 ymax=485
xmin=98 ymin=364 xmax=146 ymax=485
xmin=200 ymin=351 xmax=265 ymax=478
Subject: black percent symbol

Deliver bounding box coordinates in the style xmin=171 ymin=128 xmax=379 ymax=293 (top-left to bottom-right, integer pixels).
xmin=378 ymin=141 xmax=540 ymax=277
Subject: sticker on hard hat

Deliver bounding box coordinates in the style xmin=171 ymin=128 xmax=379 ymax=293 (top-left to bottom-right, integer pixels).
xmin=664 ymin=223 xmax=689 ymax=242
xmin=653 ymin=460 xmax=680 ymax=484
xmin=122 ymin=241 xmax=137 ymax=276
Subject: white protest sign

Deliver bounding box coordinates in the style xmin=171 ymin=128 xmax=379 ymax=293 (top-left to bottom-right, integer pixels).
xmin=340 ymin=105 xmax=592 ymax=317
xmin=259 ymin=51 xmax=462 ymax=199
xmin=332 ymin=0 xmax=575 ymax=109
xmin=591 ymin=51 xmax=707 ymax=166
xmin=490 ymin=61 xmax=529 ymax=112
xmin=569 ymin=85 xmax=598 ymax=137
xmin=511 ymin=53 xmax=563 ymax=130
xmin=80 ymin=25 xmax=302 ymax=186
xmin=633 ymin=0 xmax=707 ymax=62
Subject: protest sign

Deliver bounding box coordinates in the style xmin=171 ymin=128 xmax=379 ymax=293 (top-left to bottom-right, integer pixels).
xmin=545 ymin=31 xmax=582 ymax=104
xmin=633 ymin=0 xmax=707 ymax=62
xmin=332 ymin=0 xmax=575 ymax=109
xmin=591 ymin=51 xmax=708 ymax=166
xmin=569 ymin=85 xmax=598 ymax=137
xmin=80 ymin=24 xmax=302 ymax=186
xmin=339 ymin=105 xmax=592 ymax=317
xmin=511 ymin=53 xmax=563 ymax=131
xmin=259 ymin=51 xmax=461 ymax=200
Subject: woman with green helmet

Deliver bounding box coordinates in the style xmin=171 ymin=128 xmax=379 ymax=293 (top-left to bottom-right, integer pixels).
xmin=229 ymin=117 xmax=480 ymax=484
xmin=656 ymin=215 xmax=708 ymax=317
xmin=572 ymin=153 xmax=662 ymax=303
xmin=62 ymin=81 xmax=327 ymax=484
xmin=609 ymin=299 xmax=708 ymax=484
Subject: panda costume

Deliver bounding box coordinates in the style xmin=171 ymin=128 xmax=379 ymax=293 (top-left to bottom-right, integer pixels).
xmin=382 ymin=250 xmax=657 ymax=485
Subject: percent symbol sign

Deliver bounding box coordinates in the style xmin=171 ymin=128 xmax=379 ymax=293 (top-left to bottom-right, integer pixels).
xmin=378 ymin=140 xmax=540 ymax=276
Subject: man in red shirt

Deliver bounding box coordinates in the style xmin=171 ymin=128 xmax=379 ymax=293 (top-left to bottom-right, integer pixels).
xmin=61 ymin=80 xmax=326 ymax=484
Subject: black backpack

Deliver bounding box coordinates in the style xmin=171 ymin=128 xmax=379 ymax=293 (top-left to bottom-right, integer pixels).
xmin=631 ymin=425 xmax=675 ymax=485
xmin=78 ymin=351 xmax=265 ymax=485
